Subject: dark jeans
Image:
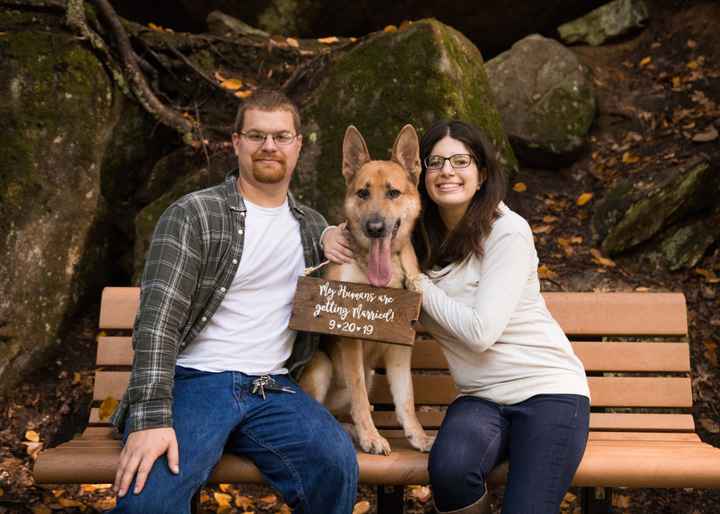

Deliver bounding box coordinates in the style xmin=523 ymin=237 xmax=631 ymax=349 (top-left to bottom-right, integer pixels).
xmin=429 ymin=394 xmax=590 ymax=513
xmin=112 ymin=366 xmax=358 ymax=514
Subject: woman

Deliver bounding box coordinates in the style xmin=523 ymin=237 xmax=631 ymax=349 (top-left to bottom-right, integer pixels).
xmin=403 ymin=120 xmax=590 ymax=514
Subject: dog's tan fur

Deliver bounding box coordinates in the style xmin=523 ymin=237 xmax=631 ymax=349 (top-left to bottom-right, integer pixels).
xmin=300 ymin=125 xmax=433 ymax=455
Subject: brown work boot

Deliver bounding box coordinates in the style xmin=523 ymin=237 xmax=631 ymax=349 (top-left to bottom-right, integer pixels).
xmin=434 ymin=491 xmax=490 ymax=514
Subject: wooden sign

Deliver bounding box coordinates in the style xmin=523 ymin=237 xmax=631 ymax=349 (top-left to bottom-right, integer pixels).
xmin=289 ymin=276 xmax=422 ymax=346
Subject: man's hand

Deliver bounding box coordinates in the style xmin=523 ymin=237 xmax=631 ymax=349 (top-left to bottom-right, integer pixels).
xmin=114 ymin=427 xmax=179 ymax=497
xmin=322 ymin=223 xmax=355 ymax=264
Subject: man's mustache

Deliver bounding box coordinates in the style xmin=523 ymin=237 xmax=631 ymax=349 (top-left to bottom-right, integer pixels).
xmin=253 ymin=152 xmax=285 ymax=162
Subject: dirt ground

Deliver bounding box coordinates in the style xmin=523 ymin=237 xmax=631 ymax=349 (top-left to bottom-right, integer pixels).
xmin=1 ymin=1 xmax=719 ymax=513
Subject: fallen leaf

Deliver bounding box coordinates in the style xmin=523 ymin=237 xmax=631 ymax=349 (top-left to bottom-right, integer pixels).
xmin=576 ymin=192 xmax=593 ymax=206
xmin=80 ymin=484 xmax=112 ymax=494
xmin=72 ymin=372 xmax=82 ymax=385
xmin=220 ymin=78 xmax=243 ymax=91
xmin=235 ymin=90 xmax=253 ymax=99
xmin=591 ymin=249 xmax=616 ymax=268
xmin=613 ymin=494 xmax=632 ymax=508
xmin=687 ymin=60 xmax=700 ymax=70
xmin=672 ymin=76 xmax=682 ymax=88
xmin=700 ymin=417 xmax=720 ymax=433
xmin=286 ymin=37 xmax=300 ymax=48
xmin=32 ymin=506 xmax=52 ymax=514
xmin=25 ymin=430 xmax=40 ymax=442
xmin=235 ymin=495 xmax=255 ymax=509
xmin=318 ymin=36 xmax=339 ymax=44
xmin=218 ymin=483 xmax=233 ymax=493
xmin=23 ymin=441 xmax=43 ymax=460
xmin=213 ymin=71 xmax=227 ymax=82
xmin=622 ymin=152 xmax=641 ymax=164
xmin=532 ymin=225 xmax=553 ymax=234
xmin=635 ymin=287 xmax=650 ymax=292
xmin=538 ymin=264 xmax=558 ymax=279
xmin=694 ymin=268 xmax=720 ymax=283
xmin=543 ymin=215 xmax=559 ymax=223
xmin=277 ymin=505 xmax=292 ymax=514
xmin=214 ymin=491 xmax=233 ymax=510
xmin=570 ymin=236 xmax=583 ymax=244
xmin=99 ymin=397 xmax=119 ymax=421
xmin=383 ymin=25 xmax=398 ymax=32
xmin=148 ymin=22 xmax=163 ymax=31
xmin=692 ymin=125 xmax=718 ymax=143
xmin=91 ymin=496 xmax=116 ymax=511
xmin=408 ymin=485 xmax=433 ymax=503
xmin=353 ymin=500 xmax=371 ymax=513
xmin=58 ymin=498 xmax=85 ymax=508
xmin=687 ymin=39 xmax=697 ymax=48
xmin=639 ymin=56 xmax=652 ymax=67
xmin=512 ymin=182 xmax=527 ymax=192
xmin=704 ymin=340 xmax=718 ymax=367
xmin=259 ymin=494 xmax=278 ymax=506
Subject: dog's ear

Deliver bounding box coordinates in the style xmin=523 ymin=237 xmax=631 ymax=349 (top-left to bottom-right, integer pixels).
xmin=391 ymin=124 xmax=421 ymax=186
xmin=342 ymin=125 xmax=371 ymax=185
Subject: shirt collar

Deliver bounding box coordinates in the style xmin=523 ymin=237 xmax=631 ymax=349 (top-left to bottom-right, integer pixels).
xmin=224 ymin=169 xmax=305 ymax=218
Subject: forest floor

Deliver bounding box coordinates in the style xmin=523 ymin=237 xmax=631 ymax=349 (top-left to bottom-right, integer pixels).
xmin=1 ymin=1 xmax=719 ymax=513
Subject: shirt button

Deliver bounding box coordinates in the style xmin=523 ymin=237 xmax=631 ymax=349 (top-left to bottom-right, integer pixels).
xmin=232 ymin=259 xmax=238 ymax=264
xmin=238 ymin=229 xmax=244 ymax=235
xmin=201 ymin=316 xmax=207 ymax=322
xmin=220 ymin=287 xmax=226 ymax=293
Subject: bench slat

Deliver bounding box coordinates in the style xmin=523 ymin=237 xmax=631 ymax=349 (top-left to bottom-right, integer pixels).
xmin=97 ymin=288 xmax=688 ymax=336
xmin=33 ymin=436 xmax=720 ymax=488
xmin=93 ymin=372 xmax=693 ymax=408
xmin=97 ymin=337 xmax=691 ymax=372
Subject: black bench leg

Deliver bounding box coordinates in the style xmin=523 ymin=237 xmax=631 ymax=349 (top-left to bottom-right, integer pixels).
xmin=580 ymin=487 xmax=613 ymax=514
xmin=377 ymin=485 xmax=405 ymax=514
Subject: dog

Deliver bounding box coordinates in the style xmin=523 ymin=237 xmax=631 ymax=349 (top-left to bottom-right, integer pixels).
xmin=300 ymin=124 xmax=433 ymax=455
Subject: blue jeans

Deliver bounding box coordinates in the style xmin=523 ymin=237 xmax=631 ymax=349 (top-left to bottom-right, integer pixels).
xmin=429 ymin=394 xmax=589 ymax=513
xmin=112 ymin=366 xmax=358 ymax=514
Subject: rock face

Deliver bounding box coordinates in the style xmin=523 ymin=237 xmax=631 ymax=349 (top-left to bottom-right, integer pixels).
xmin=486 ymin=34 xmax=596 ymax=167
xmin=592 ymin=156 xmax=719 ymax=269
xmin=0 ymin=30 xmax=117 ymax=391
xmin=558 ymin=0 xmax=649 ymax=47
xmin=295 ymin=19 xmax=517 ymax=222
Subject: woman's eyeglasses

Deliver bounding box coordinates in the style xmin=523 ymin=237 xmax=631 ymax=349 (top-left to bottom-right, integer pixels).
xmin=424 ymin=154 xmax=475 ymax=170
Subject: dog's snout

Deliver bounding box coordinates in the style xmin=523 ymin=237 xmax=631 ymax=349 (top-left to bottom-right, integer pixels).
xmin=365 ymin=217 xmax=386 ymax=238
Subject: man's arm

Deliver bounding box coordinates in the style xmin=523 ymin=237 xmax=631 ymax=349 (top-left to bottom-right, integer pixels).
xmin=115 ymin=202 xmax=202 ymax=497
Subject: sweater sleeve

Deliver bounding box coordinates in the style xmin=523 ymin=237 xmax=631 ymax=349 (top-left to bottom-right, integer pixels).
xmin=419 ymin=230 xmax=534 ymax=353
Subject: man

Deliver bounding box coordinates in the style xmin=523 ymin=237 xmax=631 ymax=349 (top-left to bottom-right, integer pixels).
xmin=110 ymin=90 xmax=357 ymax=513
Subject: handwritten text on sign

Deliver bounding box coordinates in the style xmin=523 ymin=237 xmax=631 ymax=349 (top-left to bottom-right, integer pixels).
xmin=289 ymin=277 xmax=421 ymax=346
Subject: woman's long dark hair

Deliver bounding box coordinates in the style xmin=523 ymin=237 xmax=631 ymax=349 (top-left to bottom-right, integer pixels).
xmin=414 ymin=120 xmax=507 ymax=272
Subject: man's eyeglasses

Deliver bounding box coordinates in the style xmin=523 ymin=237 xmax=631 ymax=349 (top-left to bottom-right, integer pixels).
xmin=238 ymin=131 xmax=299 ymax=146
xmin=424 ymin=154 xmax=475 ymax=171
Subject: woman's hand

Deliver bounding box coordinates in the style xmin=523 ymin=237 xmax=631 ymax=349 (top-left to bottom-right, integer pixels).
xmin=400 ymin=244 xmax=424 ymax=292
xmin=322 ymin=223 xmax=355 ymax=264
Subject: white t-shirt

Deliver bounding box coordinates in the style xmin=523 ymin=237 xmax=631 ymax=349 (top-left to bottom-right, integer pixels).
xmin=417 ymin=203 xmax=590 ymax=405
xmin=177 ymin=198 xmax=305 ymax=374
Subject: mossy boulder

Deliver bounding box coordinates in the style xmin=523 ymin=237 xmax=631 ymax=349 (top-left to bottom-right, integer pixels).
xmin=592 ymin=156 xmax=718 ymax=259
xmin=0 ymin=30 xmax=118 ymax=392
xmin=294 ymin=18 xmax=517 ymax=222
xmin=485 ymin=34 xmax=596 ymax=167
xmin=558 ymin=0 xmax=649 ymax=47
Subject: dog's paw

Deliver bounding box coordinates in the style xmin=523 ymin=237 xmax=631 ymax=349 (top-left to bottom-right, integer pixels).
xmin=359 ymin=432 xmax=392 ymax=456
xmin=408 ymin=431 xmax=435 ymax=453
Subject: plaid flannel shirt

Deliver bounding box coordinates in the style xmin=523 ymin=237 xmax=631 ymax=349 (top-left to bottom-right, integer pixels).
xmin=111 ymin=171 xmax=327 ymax=433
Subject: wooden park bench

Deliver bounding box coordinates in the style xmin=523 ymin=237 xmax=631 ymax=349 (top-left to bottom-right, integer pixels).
xmin=34 ymin=287 xmax=720 ymax=513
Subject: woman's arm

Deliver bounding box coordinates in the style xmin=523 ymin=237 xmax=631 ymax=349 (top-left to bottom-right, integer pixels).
xmin=417 ymin=231 xmax=534 ymax=352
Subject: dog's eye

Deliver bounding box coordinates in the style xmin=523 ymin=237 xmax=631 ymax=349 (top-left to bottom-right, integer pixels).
xmin=356 ymin=188 xmax=370 ymax=200
xmin=386 ymin=189 xmax=401 ymax=199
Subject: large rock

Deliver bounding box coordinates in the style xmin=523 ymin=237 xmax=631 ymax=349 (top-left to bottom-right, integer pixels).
xmin=592 ymin=156 xmax=718 ymax=259
xmin=295 ymin=18 xmax=517 ymax=222
xmin=486 ymin=34 xmax=596 ymax=167
xmin=558 ymin=0 xmax=649 ymax=47
xmin=0 ymin=29 xmax=118 ymax=391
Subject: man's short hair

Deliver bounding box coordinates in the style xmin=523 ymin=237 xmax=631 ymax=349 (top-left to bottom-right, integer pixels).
xmin=233 ymin=89 xmax=302 ymax=134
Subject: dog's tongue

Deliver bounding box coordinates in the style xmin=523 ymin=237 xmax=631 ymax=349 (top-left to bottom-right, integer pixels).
xmin=368 ymin=236 xmax=392 ymax=287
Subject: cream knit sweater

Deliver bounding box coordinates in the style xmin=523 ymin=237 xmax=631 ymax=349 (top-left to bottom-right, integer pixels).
xmin=416 ymin=203 xmax=590 ymax=405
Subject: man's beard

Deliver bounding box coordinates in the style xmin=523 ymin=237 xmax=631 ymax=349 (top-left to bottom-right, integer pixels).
xmin=251 ymin=151 xmax=287 ymax=183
